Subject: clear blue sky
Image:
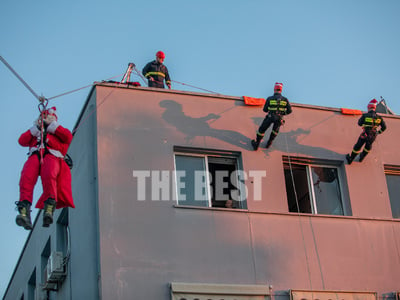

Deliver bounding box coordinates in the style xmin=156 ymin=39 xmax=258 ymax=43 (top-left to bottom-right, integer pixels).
xmin=1 ymin=0 xmax=399 ymax=296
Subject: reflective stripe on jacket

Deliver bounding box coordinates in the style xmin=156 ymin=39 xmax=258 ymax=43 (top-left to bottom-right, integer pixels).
xmin=142 ymin=60 xmax=171 ymax=86
xmin=358 ymin=110 xmax=387 ymax=133
xmin=263 ymin=93 xmax=292 ymax=116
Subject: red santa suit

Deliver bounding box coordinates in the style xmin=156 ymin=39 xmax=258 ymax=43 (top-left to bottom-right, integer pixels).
xmin=18 ymin=109 xmax=75 ymax=209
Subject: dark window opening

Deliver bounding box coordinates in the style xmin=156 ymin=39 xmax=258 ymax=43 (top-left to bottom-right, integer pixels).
xmin=174 ymin=148 xmax=246 ymax=209
xmin=384 ymin=165 xmax=400 ymax=219
xmin=283 ymin=159 xmax=344 ymax=215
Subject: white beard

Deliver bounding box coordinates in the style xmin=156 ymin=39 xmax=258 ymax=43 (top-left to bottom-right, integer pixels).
xmin=44 ymin=114 xmax=57 ymax=125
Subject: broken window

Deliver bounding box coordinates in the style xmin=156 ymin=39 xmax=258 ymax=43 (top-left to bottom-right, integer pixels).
xmin=283 ymin=156 xmax=347 ymax=215
xmin=174 ymin=146 xmax=246 ymax=209
xmin=384 ymin=165 xmax=400 ymax=219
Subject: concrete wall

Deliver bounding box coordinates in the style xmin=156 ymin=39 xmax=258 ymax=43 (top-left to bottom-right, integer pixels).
xmin=94 ymin=84 xmax=400 ymax=299
xmin=66 ymin=90 xmax=100 ymax=299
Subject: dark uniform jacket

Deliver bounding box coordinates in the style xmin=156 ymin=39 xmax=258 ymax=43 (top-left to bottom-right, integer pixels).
xmin=263 ymin=93 xmax=292 ymax=116
xmin=358 ymin=110 xmax=387 ymax=136
xmin=142 ymin=60 xmax=171 ymax=88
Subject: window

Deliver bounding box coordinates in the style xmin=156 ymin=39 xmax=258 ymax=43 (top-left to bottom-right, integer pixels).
xmin=171 ymin=282 xmax=270 ymax=300
xmin=57 ymin=208 xmax=69 ymax=256
xmin=28 ymin=269 xmax=36 ymax=300
xmin=384 ymin=165 xmax=400 ymax=218
xmin=283 ymin=156 xmax=349 ymax=215
xmin=174 ymin=146 xmax=246 ymax=209
xmin=41 ymin=238 xmax=51 ymax=285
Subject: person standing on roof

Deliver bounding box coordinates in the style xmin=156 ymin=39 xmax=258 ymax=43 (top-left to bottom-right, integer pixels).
xmin=346 ymin=99 xmax=387 ymax=164
xmin=15 ymin=107 xmax=75 ymax=230
xmin=142 ymin=51 xmax=171 ymax=89
xmin=251 ymin=82 xmax=292 ymax=150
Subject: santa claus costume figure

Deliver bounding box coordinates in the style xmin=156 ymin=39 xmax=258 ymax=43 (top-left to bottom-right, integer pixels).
xmin=16 ymin=107 xmax=75 ymax=230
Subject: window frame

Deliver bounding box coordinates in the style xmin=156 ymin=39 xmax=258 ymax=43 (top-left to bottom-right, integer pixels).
xmin=283 ymin=156 xmax=349 ymax=216
xmin=173 ymin=146 xmax=246 ymax=209
xmin=384 ymin=164 xmax=400 ymax=219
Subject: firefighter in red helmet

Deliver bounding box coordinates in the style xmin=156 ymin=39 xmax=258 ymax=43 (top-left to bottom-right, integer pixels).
xmin=251 ymin=82 xmax=292 ymax=150
xmin=346 ymin=99 xmax=387 ymax=164
xmin=142 ymin=51 xmax=171 ymax=89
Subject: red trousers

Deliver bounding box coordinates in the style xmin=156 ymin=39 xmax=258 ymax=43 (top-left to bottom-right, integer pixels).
xmin=19 ymin=154 xmax=40 ymax=204
xmin=19 ymin=153 xmax=74 ymax=209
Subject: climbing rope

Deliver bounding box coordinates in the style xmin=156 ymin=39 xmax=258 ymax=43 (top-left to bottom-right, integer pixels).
xmin=284 ymin=134 xmax=314 ymax=290
xmin=130 ymin=66 xmax=220 ymax=94
xmin=170 ymin=79 xmax=220 ymax=95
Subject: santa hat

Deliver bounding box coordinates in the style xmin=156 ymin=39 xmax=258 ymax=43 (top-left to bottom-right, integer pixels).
xmin=46 ymin=107 xmax=58 ymax=120
xmin=274 ymin=82 xmax=283 ymax=91
xmin=367 ymin=99 xmax=378 ymax=111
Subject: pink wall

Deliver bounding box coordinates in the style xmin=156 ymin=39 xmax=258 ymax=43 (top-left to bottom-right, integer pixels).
xmin=95 ymin=84 xmax=400 ymax=299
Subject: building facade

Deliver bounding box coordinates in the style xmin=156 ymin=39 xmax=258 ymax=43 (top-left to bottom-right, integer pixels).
xmin=4 ymin=83 xmax=400 ymax=300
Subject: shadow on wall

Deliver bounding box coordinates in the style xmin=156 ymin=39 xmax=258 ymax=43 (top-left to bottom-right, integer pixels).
xmin=251 ymin=116 xmax=344 ymax=159
xmin=160 ymin=100 xmax=251 ymax=149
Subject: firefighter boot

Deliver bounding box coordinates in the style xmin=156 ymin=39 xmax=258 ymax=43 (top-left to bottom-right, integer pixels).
xmin=359 ymin=150 xmax=368 ymax=162
xmin=265 ymin=132 xmax=278 ymax=149
xmin=43 ymin=198 xmax=56 ymax=227
xmin=251 ymin=140 xmax=260 ymax=150
xmin=251 ymin=134 xmax=263 ymax=151
xmin=346 ymin=151 xmax=357 ymax=165
xmin=15 ymin=200 xmax=33 ymax=230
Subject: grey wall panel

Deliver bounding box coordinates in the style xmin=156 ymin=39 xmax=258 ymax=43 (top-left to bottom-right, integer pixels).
xmin=67 ymin=92 xmax=100 ymax=299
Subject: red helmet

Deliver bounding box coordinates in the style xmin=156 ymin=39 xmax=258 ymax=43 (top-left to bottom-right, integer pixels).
xmin=274 ymin=82 xmax=283 ymax=92
xmin=156 ymin=51 xmax=165 ymax=59
xmin=367 ymin=98 xmax=378 ymax=111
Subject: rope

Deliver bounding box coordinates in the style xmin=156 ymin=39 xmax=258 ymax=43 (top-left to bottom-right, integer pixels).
xmin=171 ymin=79 xmax=220 ymax=94
xmin=72 ymin=89 xmax=115 ymax=134
xmin=0 ymin=55 xmax=41 ymax=101
xmin=284 ymin=134 xmax=314 ymax=290
xmin=131 ymin=67 xmax=219 ymax=94
xmin=284 ymin=134 xmax=328 ymax=289
xmin=47 ymin=73 xmax=125 ymax=101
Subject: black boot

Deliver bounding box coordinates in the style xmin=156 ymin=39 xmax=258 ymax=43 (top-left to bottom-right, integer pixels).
xmin=266 ymin=139 xmax=273 ymax=149
xmin=15 ymin=200 xmax=33 ymax=230
xmin=43 ymin=198 xmax=56 ymax=227
xmin=251 ymin=139 xmax=260 ymax=150
xmin=346 ymin=151 xmax=358 ymax=165
xmin=359 ymin=150 xmax=368 ymax=162
xmin=265 ymin=132 xmax=278 ymax=149
xmin=251 ymin=134 xmax=263 ymax=151
xmin=345 ymin=154 xmax=353 ymax=165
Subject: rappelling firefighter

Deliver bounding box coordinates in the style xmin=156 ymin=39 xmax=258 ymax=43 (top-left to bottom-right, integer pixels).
xmin=251 ymin=82 xmax=292 ymax=150
xmin=346 ymin=99 xmax=387 ymax=164
xmin=142 ymin=50 xmax=171 ymax=89
xmin=16 ymin=107 xmax=75 ymax=230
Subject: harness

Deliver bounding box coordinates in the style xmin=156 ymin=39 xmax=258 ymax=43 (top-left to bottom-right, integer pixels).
xmin=268 ymin=98 xmax=289 ymax=115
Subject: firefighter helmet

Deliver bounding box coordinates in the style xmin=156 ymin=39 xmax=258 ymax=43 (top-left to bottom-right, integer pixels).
xmin=156 ymin=51 xmax=165 ymax=59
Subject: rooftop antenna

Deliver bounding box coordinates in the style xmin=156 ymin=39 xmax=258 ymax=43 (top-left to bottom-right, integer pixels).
xmin=379 ymin=96 xmax=395 ymax=115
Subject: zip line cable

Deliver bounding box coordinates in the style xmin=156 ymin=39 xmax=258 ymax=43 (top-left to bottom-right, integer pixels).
xmin=131 ymin=67 xmax=220 ymax=94
xmin=47 ymin=73 xmax=125 ymax=101
xmin=0 ymin=55 xmax=42 ymax=102
xmin=171 ymin=79 xmax=220 ymax=95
